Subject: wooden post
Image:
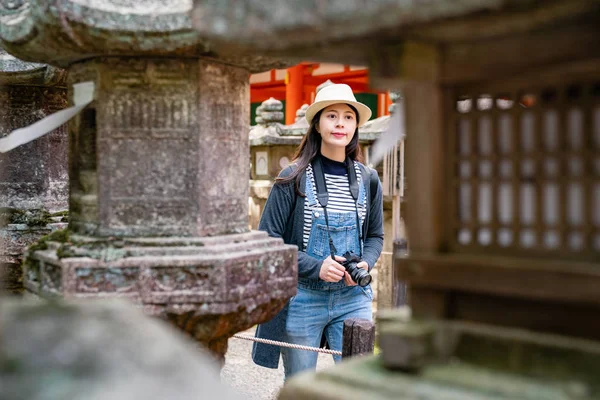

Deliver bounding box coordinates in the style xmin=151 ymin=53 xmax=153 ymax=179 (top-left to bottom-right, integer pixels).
xmin=285 ymin=64 xmax=305 ymax=124
xmin=342 ymin=318 xmax=375 ymax=359
xmin=377 ymin=92 xmax=387 ymax=117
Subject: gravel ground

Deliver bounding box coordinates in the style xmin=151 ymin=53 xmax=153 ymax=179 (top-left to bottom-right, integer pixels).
xmin=222 ymin=273 xmax=382 ymax=399
xmin=221 ymin=326 xmax=336 ymax=400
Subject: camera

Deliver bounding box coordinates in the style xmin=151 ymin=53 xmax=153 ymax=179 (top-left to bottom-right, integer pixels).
xmin=341 ymin=251 xmax=372 ymax=287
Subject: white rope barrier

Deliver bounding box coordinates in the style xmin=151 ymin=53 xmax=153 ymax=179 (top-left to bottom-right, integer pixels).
xmin=232 ymin=333 xmax=342 ymax=356
xmin=0 ymin=82 xmax=95 ymax=153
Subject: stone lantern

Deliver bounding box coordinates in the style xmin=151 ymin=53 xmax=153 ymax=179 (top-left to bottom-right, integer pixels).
xmin=192 ymin=0 xmax=600 ymax=397
xmin=248 ymin=97 xmax=296 ymax=229
xmin=0 ymin=0 xmax=297 ymax=360
xmin=0 ymin=47 xmax=68 ymax=294
xmin=250 ymin=97 xmax=290 ymax=181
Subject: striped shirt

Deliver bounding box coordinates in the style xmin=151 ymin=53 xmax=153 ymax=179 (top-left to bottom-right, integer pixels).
xmin=303 ymin=162 xmax=367 ymax=250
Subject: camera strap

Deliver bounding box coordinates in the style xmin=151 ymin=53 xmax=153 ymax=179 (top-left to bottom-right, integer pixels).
xmin=312 ymin=155 xmax=363 ymax=258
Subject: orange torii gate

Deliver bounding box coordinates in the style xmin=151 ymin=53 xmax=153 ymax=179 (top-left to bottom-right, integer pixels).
xmin=250 ymin=62 xmax=392 ymax=124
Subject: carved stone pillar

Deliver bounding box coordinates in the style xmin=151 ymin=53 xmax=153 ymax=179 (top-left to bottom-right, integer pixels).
xmin=0 ymin=1 xmax=296 ymax=360
xmin=67 ymin=58 xmax=252 ymax=238
xmin=0 ymin=47 xmax=68 ymax=294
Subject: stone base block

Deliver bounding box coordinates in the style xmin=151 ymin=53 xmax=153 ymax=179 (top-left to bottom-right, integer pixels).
xmin=1 ymin=222 xmax=67 ymax=294
xmin=280 ymin=322 xmax=600 ymax=400
xmin=24 ymin=230 xmax=297 ymax=357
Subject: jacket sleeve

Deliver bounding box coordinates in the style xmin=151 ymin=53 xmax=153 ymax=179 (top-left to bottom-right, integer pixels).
xmin=297 ymin=250 xmax=322 ymax=280
xmin=258 ymin=169 xmax=295 ymax=243
xmin=258 ymin=168 xmax=323 ymax=281
xmin=362 ymin=169 xmax=384 ymax=271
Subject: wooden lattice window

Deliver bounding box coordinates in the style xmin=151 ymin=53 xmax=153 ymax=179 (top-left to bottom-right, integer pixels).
xmin=449 ymin=81 xmax=600 ymax=261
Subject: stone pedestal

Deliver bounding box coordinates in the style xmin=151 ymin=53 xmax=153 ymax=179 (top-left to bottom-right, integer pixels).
xmin=10 ymin=56 xmax=296 ymax=359
xmin=0 ymin=298 xmax=241 ymax=400
xmin=25 ymin=230 xmax=296 ymax=357
xmin=1 ymin=0 xmax=296 ymax=360
xmin=0 ymin=47 xmax=68 ymax=294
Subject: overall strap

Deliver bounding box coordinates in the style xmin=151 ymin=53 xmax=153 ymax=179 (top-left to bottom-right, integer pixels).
xmin=345 ymin=158 xmax=359 ymax=201
xmin=312 ymin=156 xmax=336 ymax=257
xmin=346 ymin=159 xmax=363 ymax=253
xmin=312 ymin=156 xmax=329 ymax=207
xmin=311 ymin=155 xmax=363 ymax=258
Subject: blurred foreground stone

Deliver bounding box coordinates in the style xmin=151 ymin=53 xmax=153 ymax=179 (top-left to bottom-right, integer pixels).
xmin=0 ymin=298 xmax=241 ymax=400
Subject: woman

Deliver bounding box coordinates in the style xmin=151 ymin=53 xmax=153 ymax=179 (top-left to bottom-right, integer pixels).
xmin=252 ymin=83 xmax=384 ymax=379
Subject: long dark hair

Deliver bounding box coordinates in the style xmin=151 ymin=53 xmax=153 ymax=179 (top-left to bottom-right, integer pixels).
xmin=277 ymin=103 xmax=363 ymax=196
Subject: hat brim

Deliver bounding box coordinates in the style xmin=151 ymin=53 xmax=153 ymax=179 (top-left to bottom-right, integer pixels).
xmin=304 ymin=100 xmax=372 ymax=127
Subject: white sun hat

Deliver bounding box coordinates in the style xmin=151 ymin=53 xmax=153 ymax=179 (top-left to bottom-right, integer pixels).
xmin=305 ymin=83 xmax=372 ymax=127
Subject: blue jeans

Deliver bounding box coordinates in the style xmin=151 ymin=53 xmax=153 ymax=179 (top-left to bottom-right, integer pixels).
xmin=281 ymin=280 xmax=373 ymax=379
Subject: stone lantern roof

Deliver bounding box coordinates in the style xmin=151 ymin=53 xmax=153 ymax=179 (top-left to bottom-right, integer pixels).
xmin=191 ymin=1 xmax=598 ymax=83
xmin=254 ymin=97 xmax=284 ymax=126
xmin=0 ymin=47 xmax=66 ymax=86
xmin=0 ymin=0 xmax=289 ymax=72
xmin=249 ymin=97 xmax=288 ymax=145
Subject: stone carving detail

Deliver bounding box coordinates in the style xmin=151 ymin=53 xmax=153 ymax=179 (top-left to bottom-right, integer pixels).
xmin=106 ymin=97 xmax=191 ymax=132
xmin=75 ymin=267 xmax=139 ymax=293
xmin=150 ymin=266 xmax=213 ymax=292
xmin=0 ymin=85 xmax=68 ymax=212
xmin=227 ymin=252 xmax=297 ymax=301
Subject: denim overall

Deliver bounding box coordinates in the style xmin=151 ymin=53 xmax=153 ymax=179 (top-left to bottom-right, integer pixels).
xmin=281 ymin=166 xmax=373 ymax=379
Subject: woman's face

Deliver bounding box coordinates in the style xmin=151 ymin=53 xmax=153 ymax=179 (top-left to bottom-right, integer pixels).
xmin=317 ymin=103 xmax=357 ymax=151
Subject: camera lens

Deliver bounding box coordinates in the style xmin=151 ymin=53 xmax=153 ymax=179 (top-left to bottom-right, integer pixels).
xmin=342 ymin=252 xmax=372 ymax=287
xmin=357 ymin=272 xmax=371 ymax=287
xmin=353 ymin=268 xmax=372 ymax=287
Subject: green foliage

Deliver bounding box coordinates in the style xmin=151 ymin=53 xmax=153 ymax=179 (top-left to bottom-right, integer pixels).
xmin=0 ymin=207 xmax=53 ymax=228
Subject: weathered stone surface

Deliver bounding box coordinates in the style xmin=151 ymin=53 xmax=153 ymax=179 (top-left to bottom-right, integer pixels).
xmin=67 ymin=58 xmax=251 ymax=237
xmin=0 ymin=0 xmax=290 ymax=72
xmin=0 ymin=297 xmax=241 ymax=400
xmin=25 ymin=229 xmax=297 ymax=357
xmin=378 ymin=319 xmax=435 ymax=371
xmin=13 ymin=53 xmax=297 ymax=362
xmin=0 ymin=46 xmax=66 ymax=86
xmin=280 ymin=321 xmax=600 ymax=399
xmin=0 ymin=47 xmax=69 ymax=294
xmin=341 ymin=318 xmax=375 ymax=359
xmin=191 ymin=0 xmax=596 ymax=51
xmin=0 ymin=51 xmax=68 ymax=212
xmin=279 ymin=354 xmax=598 ymax=400
xmin=0 ymin=221 xmax=66 ymax=293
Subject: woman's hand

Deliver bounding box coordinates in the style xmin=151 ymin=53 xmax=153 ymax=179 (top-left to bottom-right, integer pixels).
xmin=319 ymin=255 xmax=347 ymax=282
xmin=344 ymin=261 xmax=369 ymax=286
